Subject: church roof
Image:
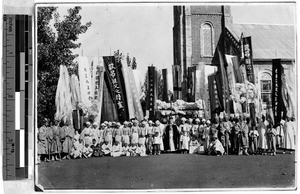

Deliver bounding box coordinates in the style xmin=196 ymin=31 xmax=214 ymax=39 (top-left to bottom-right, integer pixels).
xmin=227 ymin=23 xmax=295 ymax=60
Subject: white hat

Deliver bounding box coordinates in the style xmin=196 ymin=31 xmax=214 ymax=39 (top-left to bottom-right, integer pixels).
xmin=123 ymin=121 xmax=128 ymax=125
xmin=181 ymin=117 xmax=187 ymax=121
xmin=155 ymin=120 xmax=160 ymax=125
xmin=116 ymin=122 xmax=121 ymax=127
xmin=86 ymin=121 xmax=91 ymax=125
xmin=195 ymin=118 xmax=200 ymax=122
xmin=100 ymin=123 xmax=106 ymax=127
xmin=206 ymin=120 xmax=211 ymax=124
xmin=202 ymin=119 xmax=206 ymax=122
xmin=93 ymin=122 xmax=98 ymax=126
xmin=148 ymin=120 xmax=153 ymax=124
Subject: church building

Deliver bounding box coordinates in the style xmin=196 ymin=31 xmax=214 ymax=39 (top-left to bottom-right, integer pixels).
xmin=172 ymin=5 xmax=295 ymax=117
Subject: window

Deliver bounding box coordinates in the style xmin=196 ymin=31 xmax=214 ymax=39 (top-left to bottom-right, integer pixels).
xmin=201 ymin=23 xmax=214 ymax=57
xmin=260 ymin=73 xmax=272 ymax=104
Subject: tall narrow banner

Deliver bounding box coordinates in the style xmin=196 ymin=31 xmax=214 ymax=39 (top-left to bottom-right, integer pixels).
xmin=90 ymin=57 xmax=98 ymax=100
xmin=187 ymin=66 xmax=196 ymax=102
xmin=94 ymin=65 xmax=104 ymax=124
xmin=78 ymin=56 xmax=92 ymax=107
xmin=146 ymin=66 xmax=157 ymax=120
xmin=103 ymin=56 xmax=128 ymax=122
xmin=162 ymin=69 xmax=169 ymax=102
xmin=128 ymin=66 xmax=144 ymax=120
xmin=225 ymin=55 xmax=237 ymax=114
xmin=172 ymin=65 xmax=182 ymax=100
xmin=208 ymin=73 xmax=221 ymax=117
xmin=232 ymin=56 xmax=244 ymax=83
xmin=101 ymin=75 xmax=119 ymax=122
xmin=195 ymin=62 xmax=205 ymax=101
xmin=272 ymin=59 xmax=283 ymax=126
xmin=218 ymin=48 xmax=230 ymax=113
xmin=242 ymin=37 xmax=255 ymax=84
xmin=281 ymin=62 xmax=295 ymax=118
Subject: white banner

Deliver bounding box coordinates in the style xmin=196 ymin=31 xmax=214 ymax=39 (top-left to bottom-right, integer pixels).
xmin=78 ymin=56 xmax=92 ymax=107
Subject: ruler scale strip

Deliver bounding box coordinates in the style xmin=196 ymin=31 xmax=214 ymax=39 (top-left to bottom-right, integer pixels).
xmin=3 ymin=14 xmax=31 ymax=180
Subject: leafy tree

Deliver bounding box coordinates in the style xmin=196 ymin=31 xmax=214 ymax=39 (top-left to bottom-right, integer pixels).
xmin=37 ymin=6 xmax=91 ymax=127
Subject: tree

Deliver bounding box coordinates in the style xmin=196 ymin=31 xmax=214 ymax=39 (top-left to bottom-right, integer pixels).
xmin=37 ymin=6 xmax=91 ymax=126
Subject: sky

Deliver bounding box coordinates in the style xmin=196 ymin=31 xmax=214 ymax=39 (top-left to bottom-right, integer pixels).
xmin=53 ymin=3 xmax=296 ymax=77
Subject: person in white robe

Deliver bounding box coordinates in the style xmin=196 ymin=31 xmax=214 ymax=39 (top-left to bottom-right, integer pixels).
xmin=283 ymin=117 xmax=296 ymax=154
xmin=111 ymin=141 xmax=123 ymax=157
xmin=80 ymin=122 xmax=92 ymax=146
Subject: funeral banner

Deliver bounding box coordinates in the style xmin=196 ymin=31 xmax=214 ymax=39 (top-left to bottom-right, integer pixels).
xmin=94 ymin=65 xmax=104 ymax=124
xmin=146 ymin=66 xmax=158 ymax=120
xmin=232 ymin=56 xmax=244 ymax=83
xmin=281 ymin=62 xmax=295 ymax=118
xmin=172 ymin=65 xmax=182 ymax=100
xmin=187 ymin=66 xmax=196 ymax=102
xmin=242 ymin=37 xmax=255 ymax=84
xmin=121 ymin=59 xmax=135 ymax=119
xmin=208 ymin=73 xmax=221 ymax=117
xmin=272 ymin=59 xmax=283 ymax=126
xmin=162 ymin=69 xmax=169 ymax=102
xmin=103 ymin=56 xmax=128 ymax=122
xmin=129 ymin=68 xmax=144 ymax=120
xmin=78 ymin=56 xmax=92 ymax=107
xmin=217 ymin=48 xmax=230 ymax=113
xmin=195 ymin=62 xmax=205 ymax=101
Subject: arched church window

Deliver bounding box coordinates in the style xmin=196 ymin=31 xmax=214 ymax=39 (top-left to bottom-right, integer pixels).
xmin=201 ymin=23 xmax=214 ymax=57
xmin=260 ymin=72 xmax=272 ymax=105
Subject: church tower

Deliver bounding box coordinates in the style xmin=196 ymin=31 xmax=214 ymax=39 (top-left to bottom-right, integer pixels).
xmin=173 ymin=5 xmax=233 ymax=102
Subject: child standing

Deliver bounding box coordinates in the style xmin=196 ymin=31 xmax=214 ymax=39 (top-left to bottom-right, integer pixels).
xmin=249 ymin=127 xmax=259 ymax=155
xmin=153 ymin=132 xmax=161 ymax=155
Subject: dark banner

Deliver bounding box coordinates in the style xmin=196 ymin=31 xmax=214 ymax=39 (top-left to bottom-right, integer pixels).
xmin=208 ymin=73 xmax=222 ymax=117
xmin=103 ymin=56 xmax=128 ymax=122
xmin=272 ymin=59 xmax=283 ymax=126
xmin=187 ymin=66 xmax=196 ymax=102
xmin=243 ymin=37 xmax=255 ymax=84
xmin=146 ymin=66 xmax=158 ymax=120
xmin=162 ymin=69 xmax=169 ymax=102
xmin=172 ymin=65 xmax=182 ymax=100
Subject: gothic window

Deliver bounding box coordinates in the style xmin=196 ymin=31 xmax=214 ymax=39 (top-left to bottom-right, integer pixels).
xmin=260 ymin=72 xmax=272 ymax=105
xmin=201 ymin=23 xmax=214 ymax=57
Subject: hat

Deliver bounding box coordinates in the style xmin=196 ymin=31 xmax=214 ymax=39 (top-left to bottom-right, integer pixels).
xmin=86 ymin=121 xmax=91 ymax=125
xmin=123 ymin=121 xmax=128 ymax=125
xmin=188 ymin=118 xmax=193 ymax=122
xmin=181 ymin=117 xmax=187 ymax=121
xmin=142 ymin=121 xmax=146 ymax=125
xmin=206 ymin=120 xmax=211 ymax=124
xmin=93 ymin=122 xmax=98 ymax=126
xmin=195 ymin=118 xmax=200 ymax=122
xmin=104 ymin=121 xmax=108 ymax=125
xmin=148 ymin=120 xmax=153 ymax=124
xmin=202 ymin=118 xmax=206 ymax=122
xmin=100 ymin=123 xmax=106 ymax=127
xmin=116 ymin=122 xmax=121 ymax=127
xmin=230 ymin=114 xmax=235 ymax=118
xmin=155 ymin=120 xmax=160 ymax=125
xmin=133 ymin=120 xmax=138 ymax=124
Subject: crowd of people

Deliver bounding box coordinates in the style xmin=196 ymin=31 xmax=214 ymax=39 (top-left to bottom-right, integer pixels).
xmin=37 ymin=113 xmax=296 ymax=163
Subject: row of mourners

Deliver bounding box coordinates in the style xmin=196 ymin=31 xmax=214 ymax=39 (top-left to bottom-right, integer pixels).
xmin=37 ymin=114 xmax=296 ymax=162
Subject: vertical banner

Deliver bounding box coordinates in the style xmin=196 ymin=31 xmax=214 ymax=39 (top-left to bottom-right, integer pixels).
xmin=121 ymin=59 xmax=135 ymax=119
xmin=127 ymin=67 xmax=144 ymax=120
xmin=146 ymin=66 xmax=157 ymax=120
xmin=208 ymin=73 xmax=221 ymax=117
xmin=195 ymin=62 xmax=205 ymax=101
xmin=103 ymin=56 xmax=128 ymax=122
xmin=232 ymin=56 xmax=244 ymax=83
xmin=78 ymin=56 xmax=92 ymax=107
xmin=242 ymin=37 xmax=255 ymax=84
xmin=94 ymin=64 xmax=105 ymax=124
xmin=101 ymin=75 xmax=119 ymax=122
xmin=172 ymin=65 xmax=182 ymax=100
xmin=281 ymin=62 xmax=295 ymax=118
xmin=217 ymin=48 xmax=230 ymax=113
xmin=187 ymin=66 xmax=196 ymax=102
xmin=162 ymin=69 xmax=169 ymax=102
xmin=272 ymin=59 xmax=283 ymax=126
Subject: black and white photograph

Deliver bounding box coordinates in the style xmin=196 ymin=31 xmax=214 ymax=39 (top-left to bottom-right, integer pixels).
xmin=35 ymin=2 xmax=296 ymax=191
